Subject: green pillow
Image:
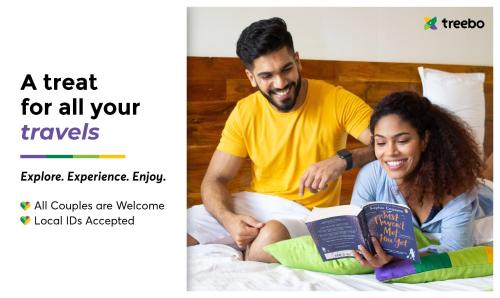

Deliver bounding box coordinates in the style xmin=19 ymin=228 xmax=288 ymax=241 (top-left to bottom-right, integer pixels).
xmin=264 ymin=226 xmax=431 ymax=275
xmin=265 ymin=228 xmax=493 ymax=283
xmin=264 ymin=235 xmax=373 ymax=275
xmin=375 ymin=246 xmax=493 ymax=283
xmin=413 ymin=227 xmax=439 ymax=249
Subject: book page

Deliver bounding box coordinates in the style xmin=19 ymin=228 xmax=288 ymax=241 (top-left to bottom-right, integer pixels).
xmin=306 ymin=205 xmax=362 ymax=222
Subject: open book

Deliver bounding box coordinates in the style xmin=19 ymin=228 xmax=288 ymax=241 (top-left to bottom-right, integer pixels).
xmin=305 ymin=202 xmax=420 ymax=262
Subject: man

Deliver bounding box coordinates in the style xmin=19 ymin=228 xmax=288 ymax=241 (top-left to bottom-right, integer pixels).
xmin=187 ymin=17 xmax=374 ymax=262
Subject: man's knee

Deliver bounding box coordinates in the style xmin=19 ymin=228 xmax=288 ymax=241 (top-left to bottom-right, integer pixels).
xmin=257 ymin=220 xmax=290 ymax=243
xmin=246 ymin=220 xmax=290 ymax=263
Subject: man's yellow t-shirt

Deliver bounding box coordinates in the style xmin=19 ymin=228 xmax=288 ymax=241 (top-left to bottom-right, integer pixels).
xmin=217 ymin=79 xmax=372 ymax=209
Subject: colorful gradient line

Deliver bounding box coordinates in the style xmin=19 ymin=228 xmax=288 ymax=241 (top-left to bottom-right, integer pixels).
xmin=20 ymin=154 xmax=126 ymax=159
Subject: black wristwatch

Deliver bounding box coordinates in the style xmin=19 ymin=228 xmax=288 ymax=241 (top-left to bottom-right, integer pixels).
xmin=336 ymin=149 xmax=353 ymax=171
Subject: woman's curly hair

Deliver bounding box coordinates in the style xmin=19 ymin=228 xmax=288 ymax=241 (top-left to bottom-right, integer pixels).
xmin=369 ymin=91 xmax=483 ymax=205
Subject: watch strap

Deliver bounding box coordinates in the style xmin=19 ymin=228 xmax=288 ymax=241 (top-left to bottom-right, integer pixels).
xmin=336 ymin=149 xmax=353 ymax=171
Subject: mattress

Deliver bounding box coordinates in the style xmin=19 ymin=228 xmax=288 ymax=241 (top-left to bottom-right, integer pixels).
xmin=187 ymin=244 xmax=493 ymax=291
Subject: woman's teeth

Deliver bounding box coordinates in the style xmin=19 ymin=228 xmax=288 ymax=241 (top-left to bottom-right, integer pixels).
xmin=386 ymin=160 xmax=405 ymax=168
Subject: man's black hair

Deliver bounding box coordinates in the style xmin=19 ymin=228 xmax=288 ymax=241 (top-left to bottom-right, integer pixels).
xmin=236 ymin=17 xmax=295 ymax=69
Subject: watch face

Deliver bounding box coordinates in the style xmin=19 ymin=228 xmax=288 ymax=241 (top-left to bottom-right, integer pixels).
xmin=337 ymin=149 xmax=351 ymax=158
xmin=337 ymin=149 xmax=353 ymax=170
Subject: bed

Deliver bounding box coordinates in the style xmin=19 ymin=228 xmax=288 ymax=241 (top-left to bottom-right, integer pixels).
xmin=188 ymin=244 xmax=492 ymax=290
xmin=187 ymin=57 xmax=493 ymax=290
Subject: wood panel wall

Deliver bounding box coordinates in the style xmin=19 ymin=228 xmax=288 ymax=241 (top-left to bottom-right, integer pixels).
xmin=188 ymin=57 xmax=493 ymax=207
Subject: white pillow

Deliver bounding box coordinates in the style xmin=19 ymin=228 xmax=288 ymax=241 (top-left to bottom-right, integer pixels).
xmin=418 ymin=67 xmax=485 ymax=154
xmin=474 ymin=216 xmax=493 ymax=246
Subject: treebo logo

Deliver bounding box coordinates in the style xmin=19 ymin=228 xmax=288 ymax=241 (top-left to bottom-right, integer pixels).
xmin=424 ymin=16 xmax=437 ymax=30
xmin=441 ymin=18 xmax=485 ymax=29
xmin=424 ymin=16 xmax=486 ymax=30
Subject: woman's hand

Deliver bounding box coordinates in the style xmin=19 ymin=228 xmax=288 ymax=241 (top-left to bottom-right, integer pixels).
xmin=353 ymin=237 xmax=394 ymax=268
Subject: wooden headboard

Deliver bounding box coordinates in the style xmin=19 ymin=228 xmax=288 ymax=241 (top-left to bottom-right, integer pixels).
xmin=187 ymin=57 xmax=493 ymax=207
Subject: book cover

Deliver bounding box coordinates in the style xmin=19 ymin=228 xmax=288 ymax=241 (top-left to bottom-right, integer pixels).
xmin=305 ymin=205 xmax=368 ymax=261
xmin=306 ymin=202 xmax=420 ymax=263
xmin=362 ymin=202 xmax=420 ymax=262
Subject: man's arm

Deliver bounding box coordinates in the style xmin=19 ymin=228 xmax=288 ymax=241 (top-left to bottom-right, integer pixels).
xmin=201 ymin=150 xmax=264 ymax=248
xmin=299 ymin=128 xmax=375 ymax=195
xmin=350 ymin=128 xmax=376 ymax=167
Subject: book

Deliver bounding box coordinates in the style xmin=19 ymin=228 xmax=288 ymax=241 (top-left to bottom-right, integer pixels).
xmin=305 ymin=202 xmax=420 ymax=263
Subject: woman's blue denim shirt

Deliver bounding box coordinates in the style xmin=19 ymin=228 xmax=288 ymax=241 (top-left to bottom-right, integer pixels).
xmin=351 ymin=161 xmax=493 ymax=253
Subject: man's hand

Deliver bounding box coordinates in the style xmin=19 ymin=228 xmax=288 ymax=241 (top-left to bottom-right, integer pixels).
xmin=299 ymin=156 xmax=346 ymax=196
xmin=223 ymin=214 xmax=264 ymax=249
xmin=353 ymin=237 xmax=394 ymax=268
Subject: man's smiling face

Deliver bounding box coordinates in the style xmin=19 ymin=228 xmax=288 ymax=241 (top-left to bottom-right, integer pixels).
xmin=245 ymin=47 xmax=302 ymax=112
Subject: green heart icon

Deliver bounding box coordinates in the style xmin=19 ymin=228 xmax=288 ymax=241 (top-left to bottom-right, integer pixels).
xmin=20 ymin=216 xmax=31 ymax=225
xmin=20 ymin=201 xmax=30 ymax=210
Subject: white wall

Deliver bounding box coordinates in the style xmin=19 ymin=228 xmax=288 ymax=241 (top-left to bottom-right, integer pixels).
xmin=188 ymin=7 xmax=492 ymax=66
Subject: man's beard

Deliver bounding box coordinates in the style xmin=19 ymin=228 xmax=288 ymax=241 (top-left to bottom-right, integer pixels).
xmin=259 ymin=75 xmax=302 ymax=112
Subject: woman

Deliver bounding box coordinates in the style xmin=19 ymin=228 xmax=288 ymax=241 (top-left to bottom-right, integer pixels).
xmin=351 ymin=91 xmax=492 ymax=268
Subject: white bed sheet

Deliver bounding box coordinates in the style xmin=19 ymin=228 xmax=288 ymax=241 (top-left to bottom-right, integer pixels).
xmin=188 ymin=244 xmax=493 ymax=291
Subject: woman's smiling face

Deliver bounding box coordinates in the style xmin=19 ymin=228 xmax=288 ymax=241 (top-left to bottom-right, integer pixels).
xmin=373 ymin=114 xmax=428 ymax=185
